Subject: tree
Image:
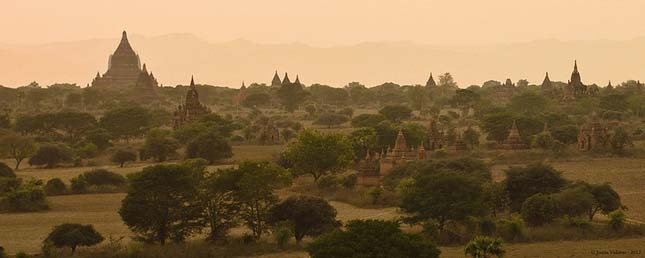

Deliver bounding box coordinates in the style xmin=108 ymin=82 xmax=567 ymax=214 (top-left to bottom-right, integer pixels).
xmin=349 ymin=127 xmax=377 ymax=160
xmin=79 ymin=169 xmax=126 ymax=187
xmin=199 ymin=167 xmax=240 ymax=242
xmin=52 ymin=111 xmax=96 ymax=143
xmin=226 ymin=161 xmax=292 ymax=239
xmin=242 ymin=92 xmax=272 ymax=108
xmin=401 ymin=172 xmax=483 ymax=230
xmin=44 ymin=178 xmax=67 ymax=196
xmin=269 ymin=195 xmax=340 ymax=245
xmin=284 ymin=129 xmax=354 ymax=182
xmin=509 ymin=93 xmax=548 ymax=115
xmin=407 ymin=85 xmax=430 ymax=111
xmin=452 ymin=89 xmax=480 ymax=112
xmin=84 ymin=128 xmax=112 ymax=151
xmin=464 ymin=236 xmax=505 ymax=258
xmin=111 ymin=149 xmax=137 ymax=167
xmin=99 ymin=107 xmax=152 ymax=141
xmin=570 ymin=182 xmax=622 ymax=220
xmin=521 ymin=193 xmax=558 ymax=226
xmin=28 ymin=144 xmax=73 ymax=169
xmin=119 ymin=164 xmax=203 ymax=245
xmin=0 ymin=133 xmax=37 ymax=170
xmin=482 ymin=182 xmax=509 ymax=218
xmin=463 ymin=127 xmax=481 ymax=147
xmin=504 ymin=163 xmax=568 ymax=212
xmin=379 ymin=105 xmax=413 ymax=122
xmin=277 ymin=83 xmax=308 ymax=113
xmin=313 ymin=113 xmax=349 ymax=128
xmin=554 ymin=187 xmax=594 ymax=221
xmin=185 ymin=132 xmax=232 ymax=164
xmin=139 ymin=129 xmax=179 ymax=162
xmin=307 ymin=220 xmax=440 ymax=258
xmin=351 ymin=114 xmax=386 ymax=128
xmin=610 ymin=127 xmax=632 ymax=154
xmin=44 ymin=223 xmax=104 ymax=253
xmin=173 ymin=114 xmax=236 ymax=144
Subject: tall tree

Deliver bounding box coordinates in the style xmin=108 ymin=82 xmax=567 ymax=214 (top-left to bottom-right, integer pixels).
xmin=119 ymin=164 xmax=203 ymax=245
xmin=284 ymin=129 xmax=354 ymax=181
xmin=269 ymin=195 xmax=340 ymax=245
xmin=226 ymin=161 xmax=292 ymax=239
xmin=0 ymin=133 xmax=37 ymax=170
xmin=99 ymin=107 xmax=152 ymax=141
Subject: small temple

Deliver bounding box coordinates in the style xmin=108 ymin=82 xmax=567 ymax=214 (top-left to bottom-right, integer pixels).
xmin=500 ymin=120 xmax=528 ymax=150
xmin=577 ymin=112 xmax=608 ymax=151
xmin=172 ymin=77 xmax=211 ymax=129
xmin=271 ymin=71 xmax=282 ymax=87
xmin=426 ymin=73 xmax=437 ymax=88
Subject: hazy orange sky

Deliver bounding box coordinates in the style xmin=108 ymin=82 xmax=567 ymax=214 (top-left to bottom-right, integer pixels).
xmin=3 ymin=0 xmax=645 ymax=46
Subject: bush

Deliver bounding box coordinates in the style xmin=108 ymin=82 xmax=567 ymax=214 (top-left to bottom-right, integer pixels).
xmin=317 ymin=175 xmax=340 ymax=190
xmin=80 ymin=169 xmax=126 ymax=187
xmin=0 ymin=185 xmax=49 ymax=212
xmin=0 ymin=177 xmax=21 ymax=194
xmin=111 ymin=149 xmax=137 ymax=167
xmin=0 ymin=246 xmax=4 ymax=258
xmin=76 ymin=143 xmax=98 ymax=159
xmin=45 ymin=223 xmax=104 ymax=253
xmin=341 ymin=174 xmax=358 ymax=189
xmin=44 ymin=178 xmax=67 ymax=196
xmin=498 ymin=218 xmax=524 ymax=242
xmin=609 ymin=210 xmax=625 ymax=231
xmin=28 ymin=144 xmax=74 ymax=169
xmin=272 ymin=221 xmax=293 ymax=249
xmin=479 ymin=217 xmax=497 ymax=236
xmin=70 ymin=177 xmax=88 ymax=194
xmin=307 ymin=220 xmax=440 ymax=258
xmin=15 ymin=251 xmax=28 ymax=258
xmin=521 ymin=193 xmax=559 ymax=227
xmin=0 ymin=162 xmax=15 ymax=178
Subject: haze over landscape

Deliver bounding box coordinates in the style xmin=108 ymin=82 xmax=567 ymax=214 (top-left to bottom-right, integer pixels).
xmin=2 ymin=0 xmax=645 ymax=87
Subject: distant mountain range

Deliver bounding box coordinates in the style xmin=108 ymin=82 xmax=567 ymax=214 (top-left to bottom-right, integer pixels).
xmin=1 ymin=33 xmax=644 ymax=88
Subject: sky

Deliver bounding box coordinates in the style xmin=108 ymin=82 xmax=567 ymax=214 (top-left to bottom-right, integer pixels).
xmin=3 ymin=0 xmax=645 ymax=46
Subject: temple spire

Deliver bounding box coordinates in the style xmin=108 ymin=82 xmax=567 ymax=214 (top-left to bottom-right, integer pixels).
xmin=271 ymin=71 xmax=282 ymax=86
xmin=574 ymin=60 xmax=578 ymax=73
xmin=190 ymin=76 xmax=195 ymax=87
xmin=294 ymin=75 xmax=301 ymax=85
xmin=282 ymin=73 xmax=291 ymax=85
xmin=426 ymin=73 xmax=436 ymax=87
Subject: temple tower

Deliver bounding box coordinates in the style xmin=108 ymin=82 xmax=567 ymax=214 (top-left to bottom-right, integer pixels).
xmin=271 ymin=71 xmax=282 ymax=87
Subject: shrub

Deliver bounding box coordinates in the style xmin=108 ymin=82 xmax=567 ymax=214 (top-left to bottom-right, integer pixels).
xmin=521 ymin=193 xmax=559 ymax=227
xmin=44 ymin=178 xmax=67 ymax=196
xmin=272 ymin=221 xmax=293 ymax=249
xmin=28 ymin=144 xmax=74 ymax=168
xmin=80 ymin=169 xmax=126 ymax=187
xmin=111 ymin=149 xmax=137 ymax=167
xmin=317 ymin=175 xmax=340 ymax=190
xmin=70 ymin=177 xmax=88 ymax=194
xmin=76 ymin=143 xmax=98 ymax=159
xmin=45 ymin=223 xmax=104 ymax=253
xmin=341 ymin=174 xmax=358 ymax=189
xmin=0 ymin=185 xmax=49 ymax=212
xmin=464 ymin=236 xmax=505 ymax=258
xmin=0 ymin=177 xmax=21 ymax=194
xmin=15 ymin=251 xmax=28 ymax=258
xmin=498 ymin=218 xmax=524 ymax=242
xmin=479 ymin=217 xmax=497 ymax=236
xmin=0 ymin=246 xmax=4 ymax=258
xmin=609 ymin=210 xmax=625 ymax=231
xmin=0 ymin=162 xmax=15 ymax=178
xmin=369 ymin=187 xmax=383 ymax=205
xmin=307 ymin=220 xmax=440 ymax=258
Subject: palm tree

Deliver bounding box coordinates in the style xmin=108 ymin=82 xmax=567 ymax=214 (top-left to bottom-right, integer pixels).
xmin=465 ymin=236 xmax=505 ymax=258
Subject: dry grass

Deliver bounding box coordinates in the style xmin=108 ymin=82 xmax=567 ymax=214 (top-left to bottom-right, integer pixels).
xmin=0 ymin=193 xmax=128 ymax=254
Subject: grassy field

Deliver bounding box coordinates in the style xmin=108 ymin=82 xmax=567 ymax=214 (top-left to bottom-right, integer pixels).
xmin=2 ymin=146 xmax=645 ymax=256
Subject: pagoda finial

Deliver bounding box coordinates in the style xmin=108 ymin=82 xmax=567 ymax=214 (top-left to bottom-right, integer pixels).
xmin=282 ymin=72 xmax=291 ymax=85
xmin=122 ymin=31 xmax=128 ymax=40
xmin=142 ymin=63 xmax=147 ymax=73
xmin=294 ymin=75 xmax=301 ymax=85
xmin=190 ymin=76 xmax=195 ymax=87
xmin=574 ymin=60 xmax=579 ymax=73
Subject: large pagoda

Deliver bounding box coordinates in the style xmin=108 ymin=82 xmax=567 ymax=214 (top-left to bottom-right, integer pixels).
xmin=91 ymin=31 xmax=159 ymax=101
